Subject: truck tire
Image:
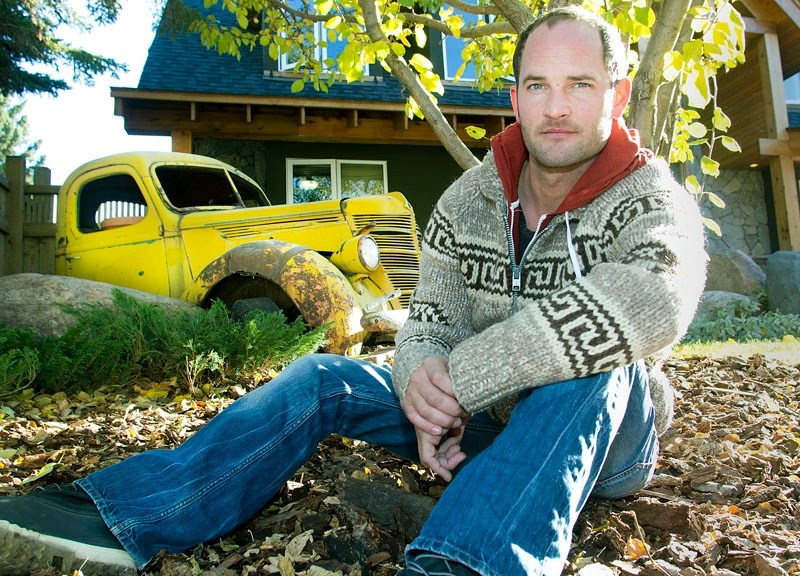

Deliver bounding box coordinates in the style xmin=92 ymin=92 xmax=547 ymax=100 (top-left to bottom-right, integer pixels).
xmin=230 ymin=297 xmax=280 ymax=322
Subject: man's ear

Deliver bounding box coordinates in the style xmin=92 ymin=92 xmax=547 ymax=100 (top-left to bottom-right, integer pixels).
xmin=613 ymin=77 xmax=632 ymax=118
xmin=510 ymin=85 xmax=521 ymax=122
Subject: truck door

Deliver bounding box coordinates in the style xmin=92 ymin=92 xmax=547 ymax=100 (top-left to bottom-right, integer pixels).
xmin=56 ymin=169 xmax=171 ymax=296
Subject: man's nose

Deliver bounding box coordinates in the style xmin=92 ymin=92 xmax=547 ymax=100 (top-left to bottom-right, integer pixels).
xmin=543 ymin=88 xmax=570 ymax=118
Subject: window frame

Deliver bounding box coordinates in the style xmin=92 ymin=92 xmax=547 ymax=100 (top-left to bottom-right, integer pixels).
xmin=285 ymin=158 xmax=388 ymax=204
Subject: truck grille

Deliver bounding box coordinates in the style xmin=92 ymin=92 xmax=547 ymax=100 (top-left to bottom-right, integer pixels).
xmin=215 ymin=214 xmax=341 ymax=238
xmin=350 ymin=213 xmax=420 ymax=308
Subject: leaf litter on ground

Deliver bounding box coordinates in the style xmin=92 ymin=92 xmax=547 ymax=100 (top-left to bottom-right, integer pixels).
xmin=0 ymin=347 xmax=798 ymax=576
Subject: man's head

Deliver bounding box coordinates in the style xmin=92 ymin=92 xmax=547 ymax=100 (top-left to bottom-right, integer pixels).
xmin=512 ymin=7 xmax=629 ymax=88
xmin=509 ymin=6 xmax=632 ymax=173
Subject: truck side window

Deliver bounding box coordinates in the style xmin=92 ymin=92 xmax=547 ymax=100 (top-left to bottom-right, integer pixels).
xmin=77 ymin=174 xmax=148 ymax=233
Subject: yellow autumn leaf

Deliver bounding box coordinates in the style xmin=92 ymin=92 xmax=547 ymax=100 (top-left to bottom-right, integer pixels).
xmin=466 ymin=126 xmax=487 ymax=140
xmin=625 ymin=536 xmax=650 ymax=560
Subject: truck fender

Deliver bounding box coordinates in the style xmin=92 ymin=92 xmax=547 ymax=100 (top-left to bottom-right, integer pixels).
xmin=188 ymin=240 xmax=366 ymax=355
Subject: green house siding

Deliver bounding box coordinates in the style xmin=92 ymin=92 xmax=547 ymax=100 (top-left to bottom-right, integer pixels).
xmin=194 ymin=137 xmax=482 ymax=226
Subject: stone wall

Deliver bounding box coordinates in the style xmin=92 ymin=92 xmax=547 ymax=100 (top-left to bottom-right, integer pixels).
xmin=699 ymin=169 xmax=772 ymax=259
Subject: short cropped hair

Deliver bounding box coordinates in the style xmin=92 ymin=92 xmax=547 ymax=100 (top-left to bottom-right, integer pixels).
xmin=512 ymin=6 xmax=629 ymax=86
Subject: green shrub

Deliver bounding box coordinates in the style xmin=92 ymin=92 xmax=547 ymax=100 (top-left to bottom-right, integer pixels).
xmin=0 ymin=327 xmax=40 ymax=398
xmin=683 ymin=308 xmax=800 ymax=343
xmin=0 ymin=291 xmax=327 ymax=396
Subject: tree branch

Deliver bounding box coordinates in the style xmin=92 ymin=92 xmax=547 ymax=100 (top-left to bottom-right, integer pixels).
xmin=489 ymin=0 xmax=535 ymax=32
xmin=402 ymin=12 xmax=515 ymax=37
xmin=359 ymin=0 xmax=480 ymax=170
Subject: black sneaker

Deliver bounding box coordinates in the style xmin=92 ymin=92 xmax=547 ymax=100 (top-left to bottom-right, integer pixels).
xmin=0 ymin=484 xmax=137 ymax=575
xmin=398 ymin=552 xmax=481 ymax=575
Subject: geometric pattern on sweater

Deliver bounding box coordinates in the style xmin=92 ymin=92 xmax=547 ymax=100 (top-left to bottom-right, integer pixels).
xmin=539 ymin=283 xmax=632 ymax=374
xmin=394 ymin=152 xmax=708 ymax=435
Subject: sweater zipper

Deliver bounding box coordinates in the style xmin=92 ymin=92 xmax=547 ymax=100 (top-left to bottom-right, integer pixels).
xmin=504 ymin=206 xmax=548 ymax=313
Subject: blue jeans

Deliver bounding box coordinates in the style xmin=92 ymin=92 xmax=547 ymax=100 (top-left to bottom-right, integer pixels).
xmin=77 ymin=353 xmax=658 ymax=575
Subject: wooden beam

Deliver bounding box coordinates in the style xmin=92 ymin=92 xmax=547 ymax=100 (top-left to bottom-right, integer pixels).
xmin=246 ymin=104 xmax=252 ymax=124
xmin=299 ymin=106 xmax=306 ymax=126
xmin=760 ymin=136 xmax=800 ymax=159
xmin=122 ymin=106 xmax=502 ymax=147
xmin=758 ymin=33 xmax=800 ymax=250
xmin=171 ymin=130 xmax=193 ymax=153
xmin=393 ymin=113 xmax=409 ymax=131
xmin=110 ymin=87 xmax=511 ymax=118
xmin=773 ymin=0 xmax=800 ymax=29
xmin=190 ymin=102 xmax=197 ymax=122
xmin=743 ymin=16 xmax=777 ymax=35
xmin=485 ymin=116 xmax=507 ymax=136
xmin=348 ymin=109 xmax=358 ymax=129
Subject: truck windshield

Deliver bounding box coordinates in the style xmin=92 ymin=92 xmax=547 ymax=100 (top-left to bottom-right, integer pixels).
xmin=155 ymin=166 xmax=269 ymax=210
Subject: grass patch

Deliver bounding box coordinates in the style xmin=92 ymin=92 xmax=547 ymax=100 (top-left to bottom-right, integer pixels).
xmin=0 ymin=291 xmax=328 ymax=397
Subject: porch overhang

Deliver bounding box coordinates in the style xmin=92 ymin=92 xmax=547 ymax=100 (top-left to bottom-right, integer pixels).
xmin=111 ymin=87 xmax=515 ymax=150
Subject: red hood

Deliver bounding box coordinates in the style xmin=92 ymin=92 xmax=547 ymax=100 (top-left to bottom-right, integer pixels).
xmin=491 ymin=117 xmax=653 ymax=213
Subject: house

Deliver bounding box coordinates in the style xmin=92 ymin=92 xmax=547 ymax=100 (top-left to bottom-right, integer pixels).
xmin=111 ymin=0 xmax=514 ymax=224
xmin=703 ymin=0 xmax=800 ymax=258
xmin=111 ymin=0 xmax=800 ymax=255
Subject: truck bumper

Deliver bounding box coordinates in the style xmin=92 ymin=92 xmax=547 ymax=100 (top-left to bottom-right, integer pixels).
xmin=360 ymin=309 xmax=408 ymax=333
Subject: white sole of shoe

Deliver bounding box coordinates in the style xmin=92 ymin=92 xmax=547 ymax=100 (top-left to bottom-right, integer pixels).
xmin=0 ymin=519 xmax=137 ymax=575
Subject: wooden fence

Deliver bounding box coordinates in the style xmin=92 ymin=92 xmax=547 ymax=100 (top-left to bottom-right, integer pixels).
xmin=1 ymin=156 xmax=59 ymax=276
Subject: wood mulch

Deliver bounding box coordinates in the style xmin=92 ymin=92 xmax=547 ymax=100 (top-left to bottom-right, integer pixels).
xmin=0 ymin=352 xmax=797 ymax=576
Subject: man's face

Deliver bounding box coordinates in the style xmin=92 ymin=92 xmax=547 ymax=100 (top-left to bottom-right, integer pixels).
xmin=510 ymin=20 xmax=630 ymax=172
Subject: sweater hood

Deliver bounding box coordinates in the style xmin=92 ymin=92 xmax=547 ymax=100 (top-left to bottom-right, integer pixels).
xmin=491 ymin=117 xmax=653 ymax=213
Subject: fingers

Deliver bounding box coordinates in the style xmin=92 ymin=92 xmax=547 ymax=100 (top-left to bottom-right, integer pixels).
xmin=403 ymin=358 xmax=467 ymax=435
xmin=415 ymin=428 xmax=468 ymax=483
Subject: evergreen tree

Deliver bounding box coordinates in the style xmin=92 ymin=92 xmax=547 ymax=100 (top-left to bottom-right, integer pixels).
xmin=0 ymin=95 xmax=45 ymax=178
xmin=0 ymin=0 xmax=127 ymax=97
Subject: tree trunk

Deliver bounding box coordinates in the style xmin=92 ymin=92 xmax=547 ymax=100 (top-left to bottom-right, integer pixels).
xmin=628 ymin=0 xmax=692 ymax=149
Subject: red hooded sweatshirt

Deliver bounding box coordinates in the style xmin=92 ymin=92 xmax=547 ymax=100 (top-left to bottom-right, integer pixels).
xmin=491 ymin=118 xmax=653 ymax=264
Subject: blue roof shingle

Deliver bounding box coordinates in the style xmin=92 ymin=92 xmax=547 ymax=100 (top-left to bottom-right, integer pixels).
xmin=139 ymin=0 xmax=512 ymax=109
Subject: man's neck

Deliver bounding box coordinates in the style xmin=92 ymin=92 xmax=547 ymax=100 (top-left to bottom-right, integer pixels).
xmin=517 ymin=159 xmax=592 ymax=224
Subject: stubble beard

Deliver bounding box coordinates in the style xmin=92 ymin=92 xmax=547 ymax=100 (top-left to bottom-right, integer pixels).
xmin=519 ymin=121 xmax=609 ymax=172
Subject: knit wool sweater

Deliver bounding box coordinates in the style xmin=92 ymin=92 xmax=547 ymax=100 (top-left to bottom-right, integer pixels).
xmin=392 ymin=132 xmax=707 ymax=435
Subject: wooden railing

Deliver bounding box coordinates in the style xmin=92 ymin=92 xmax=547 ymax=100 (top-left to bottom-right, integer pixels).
xmin=1 ymin=156 xmax=59 ymax=276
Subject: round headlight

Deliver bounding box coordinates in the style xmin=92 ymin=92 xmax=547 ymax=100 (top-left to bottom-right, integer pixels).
xmin=358 ymin=235 xmax=381 ymax=271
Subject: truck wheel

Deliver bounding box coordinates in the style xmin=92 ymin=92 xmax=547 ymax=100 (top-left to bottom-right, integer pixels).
xmin=230 ymin=297 xmax=280 ymax=322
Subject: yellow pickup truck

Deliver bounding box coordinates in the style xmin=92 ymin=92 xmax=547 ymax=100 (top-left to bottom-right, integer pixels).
xmin=55 ymin=151 xmax=421 ymax=355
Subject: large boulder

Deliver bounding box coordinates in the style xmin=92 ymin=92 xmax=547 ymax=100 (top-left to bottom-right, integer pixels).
xmin=705 ymin=249 xmax=766 ymax=296
xmin=0 ymin=273 xmax=196 ymax=339
xmin=766 ymin=251 xmax=800 ymax=314
xmin=692 ymin=290 xmax=760 ymax=324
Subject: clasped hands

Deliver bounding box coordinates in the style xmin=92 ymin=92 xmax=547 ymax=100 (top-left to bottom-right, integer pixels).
xmin=402 ymin=357 xmax=469 ymax=481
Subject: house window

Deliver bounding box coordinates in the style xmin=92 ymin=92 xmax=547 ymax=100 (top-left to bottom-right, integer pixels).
xmin=443 ymin=10 xmax=492 ymax=81
xmin=287 ymin=159 xmax=387 ymax=204
xmin=278 ymin=0 xmax=363 ymax=74
xmin=786 ymin=73 xmax=800 ymax=104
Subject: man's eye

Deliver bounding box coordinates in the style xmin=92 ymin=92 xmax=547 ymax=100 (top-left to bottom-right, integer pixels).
xmin=527 ymin=83 xmax=544 ymax=91
xmin=574 ymin=82 xmax=591 ymax=88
